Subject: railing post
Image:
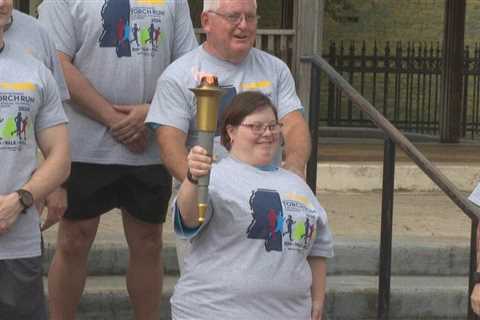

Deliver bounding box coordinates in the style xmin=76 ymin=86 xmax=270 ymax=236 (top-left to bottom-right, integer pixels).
xmin=327 ymin=42 xmax=336 ymax=127
xmin=440 ymin=0 xmax=466 ymax=142
xmin=306 ymin=64 xmax=320 ymax=193
xmin=468 ymin=220 xmax=480 ymax=320
xmin=378 ymin=137 xmax=396 ymax=320
xmin=18 ymin=0 xmax=29 ymax=14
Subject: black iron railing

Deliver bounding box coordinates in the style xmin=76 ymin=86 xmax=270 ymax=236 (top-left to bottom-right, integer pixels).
xmin=321 ymin=41 xmax=480 ymax=139
xmin=304 ymin=54 xmax=480 ymax=320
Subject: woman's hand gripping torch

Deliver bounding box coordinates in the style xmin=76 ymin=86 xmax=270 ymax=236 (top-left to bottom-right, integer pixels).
xmin=190 ymin=76 xmax=223 ymax=224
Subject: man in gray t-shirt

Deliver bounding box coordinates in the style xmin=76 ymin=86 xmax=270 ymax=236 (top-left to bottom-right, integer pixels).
xmin=145 ymin=0 xmax=312 ymax=271
xmin=0 ymin=3 xmax=70 ymax=318
xmin=147 ymin=0 xmax=310 ymax=180
xmin=5 ymin=9 xmax=71 ymax=231
xmin=38 ymin=1 xmax=197 ymax=318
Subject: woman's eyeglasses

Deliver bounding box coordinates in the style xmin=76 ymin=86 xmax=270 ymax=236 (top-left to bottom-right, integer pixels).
xmin=240 ymin=122 xmax=283 ymax=135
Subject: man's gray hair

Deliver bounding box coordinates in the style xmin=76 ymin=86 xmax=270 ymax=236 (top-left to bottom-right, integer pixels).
xmin=203 ymin=0 xmax=220 ymax=11
xmin=203 ymin=0 xmax=257 ymax=12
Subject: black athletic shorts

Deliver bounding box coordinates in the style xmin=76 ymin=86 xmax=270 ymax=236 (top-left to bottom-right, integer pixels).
xmin=64 ymin=162 xmax=172 ymax=224
xmin=0 ymin=256 xmax=47 ymax=320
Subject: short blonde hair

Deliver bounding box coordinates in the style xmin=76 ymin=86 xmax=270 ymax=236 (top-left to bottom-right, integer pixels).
xmin=203 ymin=0 xmax=257 ymax=13
xmin=203 ymin=0 xmax=220 ymax=12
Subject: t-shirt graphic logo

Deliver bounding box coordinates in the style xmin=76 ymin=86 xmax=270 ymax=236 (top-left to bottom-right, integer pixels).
xmin=137 ymin=22 xmax=161 ymax=49
xmin=294 ymin=217 xmax=314 ymax=246
xmin=1 ymin=111 xmax=29 ymax=145
xmin=246 ymin=189 xmax=284 ymax=252
xmin=99 ymin=0 xmax=132 ymax=57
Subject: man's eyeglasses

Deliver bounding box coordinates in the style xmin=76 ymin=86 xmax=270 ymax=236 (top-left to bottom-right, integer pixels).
xmin=209 ymin=11 xmax=260 ymax=25
xmin=240 ymin=122 xmax=283 ymax=135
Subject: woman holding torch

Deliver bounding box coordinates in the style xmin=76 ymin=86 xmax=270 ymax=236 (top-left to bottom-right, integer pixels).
xmin=171 ymin=91 xmax=334 ymax=320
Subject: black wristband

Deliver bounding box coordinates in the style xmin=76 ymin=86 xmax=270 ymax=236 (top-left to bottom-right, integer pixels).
xmin=61 ymin=179 xmax=69 ymax=189
xmin=474 ymin=271 xmax=480 ymax=284
xmin=186 ymin=169 xmax=198 ymax=185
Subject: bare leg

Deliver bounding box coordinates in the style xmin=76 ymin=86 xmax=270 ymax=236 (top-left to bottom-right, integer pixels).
xmin=122 ymin=210 xmax=163 ymax=320
xmin=48 ymin=217 xmax=100 ymax=320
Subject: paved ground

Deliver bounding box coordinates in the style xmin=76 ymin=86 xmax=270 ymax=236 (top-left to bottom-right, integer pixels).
xmin=42 ymin=191 xmax=473 ymax=248
xmin=323 ymin=191 xmax=470 ymax=240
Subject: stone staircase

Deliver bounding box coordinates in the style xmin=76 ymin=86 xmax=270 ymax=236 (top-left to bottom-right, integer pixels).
xmin=40 ymin=140 xmax=480 ymax=319
xmin=42 ymin=228 xmax=472 ymax=319
xmin=41 ymin=195 xmax=475 ymax=320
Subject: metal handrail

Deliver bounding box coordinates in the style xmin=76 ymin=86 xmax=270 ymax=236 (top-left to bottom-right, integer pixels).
xmin=304 ymin=54 xmax=480 ymax=320
xmin=305 ymin=54 xmax=480 ymax=221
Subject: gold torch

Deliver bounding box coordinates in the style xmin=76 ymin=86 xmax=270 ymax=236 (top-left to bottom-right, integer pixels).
xmin=190 ymin=76 xmax=223 ymax=223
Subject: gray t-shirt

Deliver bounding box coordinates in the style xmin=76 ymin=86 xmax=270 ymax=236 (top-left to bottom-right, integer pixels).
xmin=0 ymin=42 xmax=68 ymax=259
xmin=146 ymin=46 xmax=303 ymax=162
xmin=38 ymin=0 xmax=197 ymax=165
xmin=172 ymin=157 xmax=334 ymax=320
xmin=5 ymin=10 xmax=70 ymax=102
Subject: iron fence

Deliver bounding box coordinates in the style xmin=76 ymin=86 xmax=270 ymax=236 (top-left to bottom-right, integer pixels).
xmin=305 ymin=54 xmax=480 ymax=320
xmin=322 ymin=41 xmax=480 ymax=139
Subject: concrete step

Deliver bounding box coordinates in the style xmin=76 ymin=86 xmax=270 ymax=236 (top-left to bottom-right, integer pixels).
xmin=316 ymin=162 xmax=480 ymax=192
xmin=44 ymin=274 xmax=469 ymax=320
xmin=42 ymin=237 xmax=471 ymax=277
xmin=315 ymin=139 xmax=480 ymax=192
xmin=329 ymin=237 xmax=470 ymax=276
xmin=44 ymin=275 xmax=175 ymax=320
xmin=42 ymin=241 xmax=179 ymax=276
xmin=326 ymin=275 xmax=468 ymax=320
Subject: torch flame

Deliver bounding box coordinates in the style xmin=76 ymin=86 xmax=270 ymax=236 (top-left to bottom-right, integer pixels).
xmin=191 ymin=67 xmax=219 ymax=87
xmin=201 ymin=75 xmax=218 ymax=87
xmin=204 ymin=75 xmax=216 ymax=86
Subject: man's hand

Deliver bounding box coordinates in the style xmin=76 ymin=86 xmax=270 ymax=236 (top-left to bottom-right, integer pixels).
xmin=471 ymin=283 xmax=480 ymax=315
xmin=110 ymin=104 xmax=149 ymax=144
xmin=0 ymin=193 xmax=23 ymax=234
xmin=311 ymin=303 xmax=323 ymax=320
xmin=124 ymin=127 xmax=148 ymax=154
xmin=35 ymin=198 xmax=46 ymax=217
xmin=41 ymin=188 xmax=67 ymax=231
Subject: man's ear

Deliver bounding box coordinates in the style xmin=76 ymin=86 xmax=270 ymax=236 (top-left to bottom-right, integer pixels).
xmin=200 ymin=11 xmax=211 ymax=32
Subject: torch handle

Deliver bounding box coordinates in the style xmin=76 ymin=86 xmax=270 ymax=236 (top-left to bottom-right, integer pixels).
xmin=197 ymin=131 xmax=215 ymax=222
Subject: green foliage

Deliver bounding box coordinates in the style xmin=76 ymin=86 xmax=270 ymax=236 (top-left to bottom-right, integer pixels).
xmin=322 ymin=0 xmax=445 ymax=50
xmin=325 ymin=0 xmax=357 ymax=21
xmin=187 ymin=0 xmax=283 ymax=28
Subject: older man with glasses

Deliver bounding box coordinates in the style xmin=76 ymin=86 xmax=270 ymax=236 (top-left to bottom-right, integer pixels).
xmin=146 ymin=0 xmax=311 ymax=272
